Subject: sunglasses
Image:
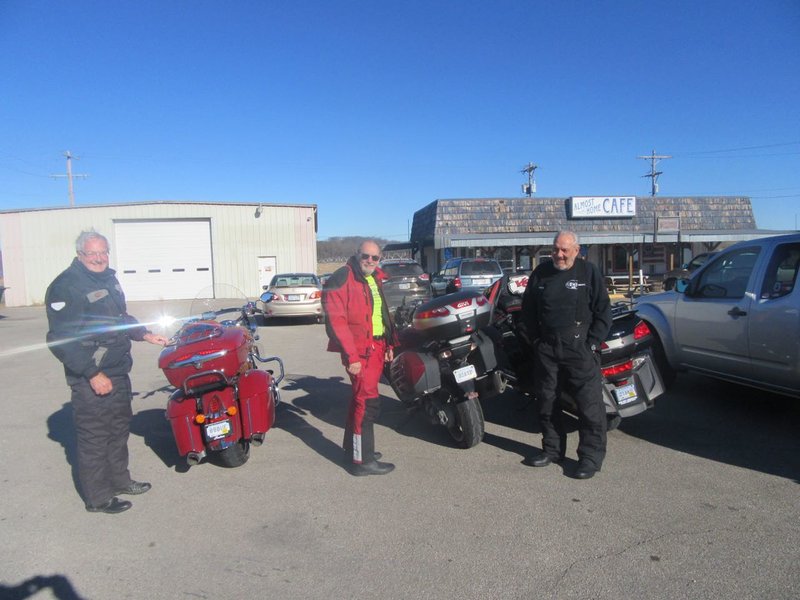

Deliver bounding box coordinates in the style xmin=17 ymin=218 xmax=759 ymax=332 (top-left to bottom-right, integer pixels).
xmin=360 ymin=253 xmax=381 ymax=262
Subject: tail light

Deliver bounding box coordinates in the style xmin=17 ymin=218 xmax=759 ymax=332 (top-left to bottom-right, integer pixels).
xmin=416 ymin=306 xmax=450 ymax=319
xmin=272 ymin=293 xmax=285 ymax=302
xmin=452 ymin=277 xmax=462 ymax=290
xmin=602 ymin=360 xmax=633 ymax=378
xmin=418 ymin=273 xmax=430 ymax=281
xmin=309 ymin=290 xmax=322 ymax=299
xmin=633 ymin=321 xmax=651 ymax=340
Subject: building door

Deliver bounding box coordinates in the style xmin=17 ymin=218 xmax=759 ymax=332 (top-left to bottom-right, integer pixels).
xmin=114 ymin=220 xmax=213 ymax=301
xmin=258 ymin=256 xmax=277 ymax=290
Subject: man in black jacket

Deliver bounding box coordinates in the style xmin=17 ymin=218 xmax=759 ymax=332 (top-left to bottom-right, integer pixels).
xmin=46 ymin=231 xmax=168 ymax=513
xmin=521 ymin=231 xmax=612 ymax=479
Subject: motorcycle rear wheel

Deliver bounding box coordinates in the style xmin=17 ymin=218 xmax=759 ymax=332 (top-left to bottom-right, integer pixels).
xmin=447 ymin=396 xmax=485 ymax=449
xmin=215 ymin=440 xmax=251 ymax=468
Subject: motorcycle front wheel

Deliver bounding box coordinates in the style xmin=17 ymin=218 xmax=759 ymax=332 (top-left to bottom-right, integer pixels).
xmin=215 ymin=439 xmax=251 ymax=468
xmin=447 ymin=396 xmax=485 ymax=449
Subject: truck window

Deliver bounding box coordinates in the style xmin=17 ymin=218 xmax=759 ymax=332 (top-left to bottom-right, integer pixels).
xmin=761 ymin=243 xmax=800 ymax=300
xmin=695 ymin=247 xmax=760 ymax=299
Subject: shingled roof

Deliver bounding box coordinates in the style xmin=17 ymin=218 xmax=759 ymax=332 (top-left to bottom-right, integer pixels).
xmin=411 ymin=196 xmax=758 ymax=247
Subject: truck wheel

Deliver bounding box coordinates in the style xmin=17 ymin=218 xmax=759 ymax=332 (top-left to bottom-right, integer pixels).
xmin=215 ymin=440 xmax=250 ymax=468
xmin=447 ymin=396 xmax=485 ymax=449
xmin=651 ymin=334 xmax=676 ymax=388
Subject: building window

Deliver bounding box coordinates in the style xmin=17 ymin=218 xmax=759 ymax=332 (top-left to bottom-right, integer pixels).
xmin=612 ymin=245 xmax=639 ymax=272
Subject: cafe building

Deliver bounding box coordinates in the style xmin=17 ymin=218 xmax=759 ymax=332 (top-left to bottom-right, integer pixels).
xmin=409 ymin=196 xmax=780 ymax=289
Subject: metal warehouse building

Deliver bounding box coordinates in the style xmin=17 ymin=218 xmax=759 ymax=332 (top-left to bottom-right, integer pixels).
xmin=0 ymin=201 xmax=317 ymax=307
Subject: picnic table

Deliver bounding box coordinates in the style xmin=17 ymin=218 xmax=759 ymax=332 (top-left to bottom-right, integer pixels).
xmin=605 ymin=275 xmax=652 ymax=295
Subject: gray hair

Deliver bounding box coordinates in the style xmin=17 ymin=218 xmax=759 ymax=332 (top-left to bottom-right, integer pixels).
xmin=554 ymin=230 xmax=580 ymax=248
xmin=356 ymin=239 xmax=382 ymax=254
xmin=75 ymin=231 xmax=109 ymax=253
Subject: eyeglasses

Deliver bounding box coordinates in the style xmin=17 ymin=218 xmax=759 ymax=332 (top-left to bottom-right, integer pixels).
xmin=360 ymin=253 xmax=381 ymax=262
xmin=80 ymin=251 xmax=110 ymax=258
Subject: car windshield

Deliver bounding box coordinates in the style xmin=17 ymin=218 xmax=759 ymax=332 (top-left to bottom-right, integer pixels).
xmin=461 ymin=261 xmax=502 ymax=276
xmin=383 ymin=263 xmax=423 ymax=277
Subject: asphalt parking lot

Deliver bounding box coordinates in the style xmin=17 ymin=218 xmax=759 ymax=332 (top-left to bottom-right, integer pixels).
xmin=1 ymin=301 xmax=799 ymax=599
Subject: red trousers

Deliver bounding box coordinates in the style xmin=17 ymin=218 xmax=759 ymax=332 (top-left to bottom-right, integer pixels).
xmin=343 ymin=339 xmax=386 ymax=464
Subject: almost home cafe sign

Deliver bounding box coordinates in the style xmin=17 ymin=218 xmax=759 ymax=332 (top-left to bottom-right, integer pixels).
xmin=569 ymin=196 xmax=636 ymax=219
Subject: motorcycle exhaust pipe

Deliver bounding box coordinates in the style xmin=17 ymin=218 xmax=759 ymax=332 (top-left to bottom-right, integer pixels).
xmin=186 ymin=451 xmax=206 ymax=466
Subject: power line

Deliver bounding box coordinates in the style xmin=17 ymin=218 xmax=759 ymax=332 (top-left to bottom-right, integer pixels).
xmin=673 ymin=141 xmax=800 ymax=156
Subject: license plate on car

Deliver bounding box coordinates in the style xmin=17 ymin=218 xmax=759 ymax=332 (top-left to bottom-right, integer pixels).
xmin=398 ymin=283 xmax=411 ymax=289
xmin=453 ymin=364 xmax=477 ymax=383
xmin=286 ymin=294 xmax=301 ymax=302
xmin=473 ymin=278 xmax=490 ymax=286
xmin=205 ymin=420 xmax=231 ymax=440
xmin=614 ymin=383 xmax=638 ymax=405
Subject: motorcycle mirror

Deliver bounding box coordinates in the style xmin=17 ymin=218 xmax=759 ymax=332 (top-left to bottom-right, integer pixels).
xmin=260 ymin=291 xmax=275 ymax=304
xmin=675 ymin=279 xmax=690 ymax=294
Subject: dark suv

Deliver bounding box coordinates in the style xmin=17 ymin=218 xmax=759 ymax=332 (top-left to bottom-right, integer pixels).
xmin=379 ymin=259 xmax=432 ymax=311
xmin=431 ymin=257 xmax=504 ymax=296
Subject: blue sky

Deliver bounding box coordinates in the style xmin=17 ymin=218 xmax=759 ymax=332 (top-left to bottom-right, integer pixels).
xmin=2 ymin=0 xmax=799 ymax=239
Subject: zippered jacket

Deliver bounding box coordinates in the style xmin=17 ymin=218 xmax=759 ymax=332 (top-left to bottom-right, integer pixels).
xmin=322 ymin=256 xmax=395 ymax=365
xmin=45 ymin=258 xmax=148 ymax=385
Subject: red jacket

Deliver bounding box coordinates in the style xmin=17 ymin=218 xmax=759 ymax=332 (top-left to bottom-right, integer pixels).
xmin=322 ymin=256 xmax=395 ymax=365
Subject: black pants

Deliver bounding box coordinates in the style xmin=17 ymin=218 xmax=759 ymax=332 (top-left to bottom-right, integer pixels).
xmin=70 ymin=375 xmax=133 ymax=506
xmin=532 ymin=336 xmax=606 ymax=468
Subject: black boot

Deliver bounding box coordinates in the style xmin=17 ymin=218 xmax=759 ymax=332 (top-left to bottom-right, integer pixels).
xmin=348 ymin=460 xmax=395 ymax=476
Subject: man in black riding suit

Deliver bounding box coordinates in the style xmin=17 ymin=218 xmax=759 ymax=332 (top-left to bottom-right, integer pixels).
xmin=520 ymin=230 xmax=612 ymax=479
xmin=46 ymin=231 xmax=168 ymax=513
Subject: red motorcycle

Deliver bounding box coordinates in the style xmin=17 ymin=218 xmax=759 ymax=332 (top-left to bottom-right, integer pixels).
xmin=158 ymin=291 xmax=284 ymax=468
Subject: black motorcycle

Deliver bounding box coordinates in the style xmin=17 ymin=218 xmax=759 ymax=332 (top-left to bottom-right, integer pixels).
xmin=386 ymin=275 xmax=665 ymax=449
xmin=386 ymin=292 xmax=497 ymax=448
xmin=482 ymin=274 xmax=665 ymax=430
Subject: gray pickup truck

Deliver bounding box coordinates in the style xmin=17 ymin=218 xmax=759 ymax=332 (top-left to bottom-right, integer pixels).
xmin=635 ymin=233 xmax=800 ymax=398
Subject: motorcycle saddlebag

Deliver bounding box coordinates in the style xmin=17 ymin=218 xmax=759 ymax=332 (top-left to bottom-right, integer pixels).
xmin=388 ymin=350 xmax=442 ymax=402
xmin=166 ymin=390 xmax=205 ymax=456
xmin=237 ymin=368 xmax=276 ymax=439
xmin=470 ymin=330 xmax=498 ymax=375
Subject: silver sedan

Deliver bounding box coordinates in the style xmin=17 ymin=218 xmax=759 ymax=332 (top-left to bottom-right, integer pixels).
xmin=261 ymin=273 xmax=323 ymax=323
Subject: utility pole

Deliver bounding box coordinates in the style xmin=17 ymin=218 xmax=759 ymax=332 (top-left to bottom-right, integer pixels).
xmin=51 ymin=151 xmax=89 ymax=206
xmin=637 ymin=149 xmax=671 ymax=196
xmin=520 ymin=162 xmax=538 ymax=197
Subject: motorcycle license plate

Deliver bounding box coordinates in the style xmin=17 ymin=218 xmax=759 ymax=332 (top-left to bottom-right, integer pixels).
xmin=453 ymin=364 xmax=477 ymax=383
xmin=205 ymin=420 xmax=231 ymax=440
xmin=614 ymin=383 xmax=638 ymax=405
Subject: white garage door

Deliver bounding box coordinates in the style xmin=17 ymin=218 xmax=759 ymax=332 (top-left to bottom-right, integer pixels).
xmin=114 ymin=220 xmax=213 ymax=301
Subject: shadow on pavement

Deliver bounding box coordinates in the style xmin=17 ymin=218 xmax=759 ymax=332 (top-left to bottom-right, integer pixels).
xmin=0 ymin=574 xmax=85 ymax=600
xmin=618 ymin=373 xmax=800 ymax=483
xmin=281 ymin=373 xmax=456 ymax=456
xmin=46 ymin=402 xmax=80 ymax=499
xmin=129 ymin=407 xmax=188 ymax=473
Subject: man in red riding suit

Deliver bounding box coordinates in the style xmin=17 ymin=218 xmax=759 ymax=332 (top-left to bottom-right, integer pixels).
xmin=322 ymin=240 xmax=397 ymax=476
